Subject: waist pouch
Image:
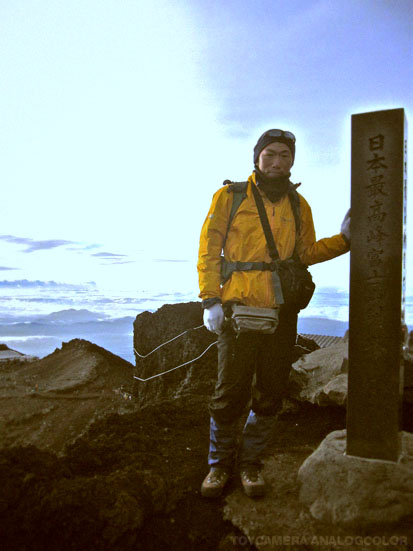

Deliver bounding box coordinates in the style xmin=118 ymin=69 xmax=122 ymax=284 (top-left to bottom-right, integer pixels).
xmin=276 ymin=258 xmax=315 ymax=310
xmin=231 ymin=304 xmax=279 ymax=334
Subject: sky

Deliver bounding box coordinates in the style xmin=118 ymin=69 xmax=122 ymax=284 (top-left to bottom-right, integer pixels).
xmin=1 ymin=0 xmax=412 ymax=295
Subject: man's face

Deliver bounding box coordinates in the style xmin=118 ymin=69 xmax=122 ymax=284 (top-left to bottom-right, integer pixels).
xmin=257 ymin=141 xmax=293 ymax=177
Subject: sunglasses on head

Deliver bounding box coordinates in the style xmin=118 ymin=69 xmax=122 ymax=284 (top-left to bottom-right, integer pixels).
xmin=265 ymin=129 xmax=296 ymax=143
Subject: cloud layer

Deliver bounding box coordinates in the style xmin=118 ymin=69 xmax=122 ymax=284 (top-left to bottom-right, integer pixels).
xmin=0 ymin=235 xmax=76 ymax=253
xmin=0 ymin=235 xmax=133 ymax=265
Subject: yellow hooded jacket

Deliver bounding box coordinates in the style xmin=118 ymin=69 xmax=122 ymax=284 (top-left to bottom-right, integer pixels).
xmin=198 ymin=173 xmax=349 ymax=308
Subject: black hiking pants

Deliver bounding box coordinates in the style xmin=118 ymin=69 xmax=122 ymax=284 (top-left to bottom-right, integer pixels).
xmin=209 ymin=307 xmax=298 ymax=426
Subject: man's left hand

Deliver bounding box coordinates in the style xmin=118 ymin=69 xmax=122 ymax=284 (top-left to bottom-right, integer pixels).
xmin=340 ymin=209 xmax=351 ymax=243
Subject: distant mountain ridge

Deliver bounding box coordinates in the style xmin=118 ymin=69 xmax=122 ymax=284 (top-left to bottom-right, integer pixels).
xmin=39 ymin=309 xmax=107 ymax=323
xmin=0 ymin=308 xmax=134 ymax=337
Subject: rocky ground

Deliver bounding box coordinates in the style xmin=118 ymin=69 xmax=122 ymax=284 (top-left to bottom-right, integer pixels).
xmin=0 ymin=340 xmax=136 ymax=452
xmin=0 ymin=303 xmax=412 ymax=550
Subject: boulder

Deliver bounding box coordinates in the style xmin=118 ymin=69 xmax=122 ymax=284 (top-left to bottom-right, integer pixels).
xmin=298 ymin=429 xmax=413 ymax=526
xmin=289 ymin=342 xmax=348 ymax=407
xmin=0 ymin=339 xmax=137 ymax=453
xmin=133 ymin=302 xmax=218 ymax=406
xmin=290 ymin=339 xmax=413 ymax=408
xmin=318 ymin=373 xmax=348 ymax=407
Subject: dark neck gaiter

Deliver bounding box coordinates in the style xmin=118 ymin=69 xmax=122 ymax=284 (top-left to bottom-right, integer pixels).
xmin=254 ymin=168 xmax=291 ymax=203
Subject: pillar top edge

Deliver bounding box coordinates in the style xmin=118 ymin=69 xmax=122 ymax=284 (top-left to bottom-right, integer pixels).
xmin=351 ymin=107 xmax=405 ymax=119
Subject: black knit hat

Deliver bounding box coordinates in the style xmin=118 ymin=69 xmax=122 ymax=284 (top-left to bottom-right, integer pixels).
xmin=253 ymin=129 xmax=296 ymax=165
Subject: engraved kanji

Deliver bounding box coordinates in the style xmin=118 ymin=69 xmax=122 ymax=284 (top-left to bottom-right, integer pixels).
xmin=364 ymin=301 xmax=385 ymax=325
xmin=365 ymin=282 xmax=386 ymax=301
xmin=367 ymin=247 xmax=384 ymax=267
xmin=366 ymin=174 xmax=388 ymax=198
xmin=367 ymin=227 xmax=389 ymax=244
xmin=367 ymin=153 xmax=388 ymax=172
xmin=368 ymin=200 xmax=387 ymax=223
xmin=366 ymin=267 xmax=385 ymax=279
xmin=369 ymin=134 xmax=385 ymax=151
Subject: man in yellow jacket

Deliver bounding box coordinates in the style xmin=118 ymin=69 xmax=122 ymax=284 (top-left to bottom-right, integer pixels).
xmin=198 ymin=129 xmax=350 ymax=498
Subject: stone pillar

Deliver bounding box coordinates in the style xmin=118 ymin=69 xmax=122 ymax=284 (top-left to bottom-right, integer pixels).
xmin=347 ymin=108 xmax=407 ymax=461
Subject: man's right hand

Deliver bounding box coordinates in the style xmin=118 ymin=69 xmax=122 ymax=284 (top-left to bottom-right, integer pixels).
xmin=203 ymin=303 xmax=225 ymax=334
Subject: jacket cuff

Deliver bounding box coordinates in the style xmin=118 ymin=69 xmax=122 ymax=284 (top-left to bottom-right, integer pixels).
xmin=201 ymin=297 xmax=222 ymax=309
xmin=341 ymin=233 xmax=351 ymax=247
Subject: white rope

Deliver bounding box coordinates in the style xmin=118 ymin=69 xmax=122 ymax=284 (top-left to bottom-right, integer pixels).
xmin=133 ymin=323 xmax=218 ymax=382
xmin=134 ymin=324 xmax=205 ymax=359
xmin=133 ymin=339 xmax=218 ymax=382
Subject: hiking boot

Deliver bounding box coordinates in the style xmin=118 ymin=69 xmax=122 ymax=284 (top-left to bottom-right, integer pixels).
xmin=201 ymin=467 xmax=231 ymax=498
xmin=240 ymin=466 xmax=267 ymax=497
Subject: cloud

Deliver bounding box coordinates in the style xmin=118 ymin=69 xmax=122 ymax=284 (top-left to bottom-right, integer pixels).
xmin=91 ymin=252 xmax=127 ymax=259
xmin=0 ymin=235 xmax=133 ymax=267
xmin=0 ymin=279 xmax=96 ymax=288
xmin=107 ymin=260 xmax=135 ymax=265
xmin=67 ymin=243 xmax=101 ymax=252
xmin=0 ymin=266 xmax=19 ymax=271
xmin=153 ymin=259 xmax=190 ymax=263
xmin=0 ymin=235 xmax=76 ymax=253
xmin=91 ymin=251 xmax=134 ymax=265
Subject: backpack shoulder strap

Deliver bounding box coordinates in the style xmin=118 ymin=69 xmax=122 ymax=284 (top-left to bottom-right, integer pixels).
xmin=221 ymin=179 xmax=301 ymax=250
xmin=288 ymin=183 xmax=301 ymax=236
xmin=222 ymin=180 xmax=249 ymax=249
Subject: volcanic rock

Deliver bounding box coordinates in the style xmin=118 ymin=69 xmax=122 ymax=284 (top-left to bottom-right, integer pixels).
xmin=0 ymin=343 xmax=38 ymax=362
xmin=133 ymin=302 xmax=218 ymax=406
xmin=298 ymin=429 xmax=413 ymax=526
xmin=290 ymin=339 xmax=413 ymax=408
xmin=289 ymin=342 xmax=348 ymax=406
xmin=1 ymin=304 xmax=412 ymax=550
xmin=0 ymin=338 xmax=137 ymax=453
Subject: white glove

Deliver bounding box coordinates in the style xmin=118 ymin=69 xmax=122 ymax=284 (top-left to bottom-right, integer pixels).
xmin=340 ymin=208 xmax=351 ymax=242
xmin=203 ymin=303 xmax=225 ymax=334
